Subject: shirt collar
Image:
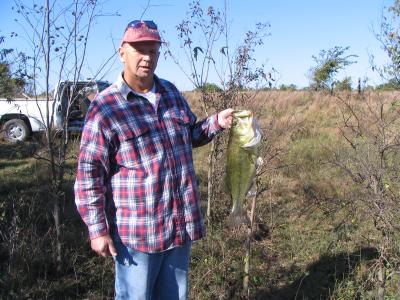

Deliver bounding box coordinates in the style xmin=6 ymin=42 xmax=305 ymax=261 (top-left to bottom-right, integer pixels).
xmin=116 ymin=72 xmax=163 ymax=100
xmin=116 ymin=72 xmax=133 ymax=100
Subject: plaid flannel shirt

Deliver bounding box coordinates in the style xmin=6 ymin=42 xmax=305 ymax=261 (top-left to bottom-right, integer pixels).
xmin=74 ymin=74 xmax=223 ymax=253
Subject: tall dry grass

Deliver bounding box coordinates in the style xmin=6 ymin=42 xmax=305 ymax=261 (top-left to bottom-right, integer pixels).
xmin=1 ymin=89 xmax=400 ymax=299
xmin=185 ymin=89 xmax=400 ymax=299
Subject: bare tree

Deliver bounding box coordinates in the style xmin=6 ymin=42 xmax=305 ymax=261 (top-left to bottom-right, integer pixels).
xmin=167 ymin=1 xmax=272 ymax=227
xmin=12 ymin=0 xmax=116 ymax=273
xmin=166 ymin=1 xmax=280 ymax=297
xmin=169 ymin=1 xmax=226 ymax=223
xmin=373 ymin=0 xmax=400 ymax=85
xmin=331 ymin=90 xmax=400 ymax=299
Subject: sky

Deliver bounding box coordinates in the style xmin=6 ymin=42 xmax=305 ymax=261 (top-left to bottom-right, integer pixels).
xmin=0 ymin=0 xmax=395 ymax=91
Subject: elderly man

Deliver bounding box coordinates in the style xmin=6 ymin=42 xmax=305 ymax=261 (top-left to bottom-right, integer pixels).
xmin=74 ymin=20 xmax=232 ymax=299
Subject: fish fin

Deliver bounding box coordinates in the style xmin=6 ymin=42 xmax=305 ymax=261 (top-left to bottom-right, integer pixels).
xmin=256 ymin=156 xmax=264 ymax=167
xmin=247 ymin=184 xmax=257 ymax=197
xmin=227 ymin=210 xmax=250 ymax=229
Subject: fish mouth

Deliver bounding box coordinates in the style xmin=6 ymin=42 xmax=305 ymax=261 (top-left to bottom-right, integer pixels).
xmin=232 ymin=110 xmax=252 ymax=118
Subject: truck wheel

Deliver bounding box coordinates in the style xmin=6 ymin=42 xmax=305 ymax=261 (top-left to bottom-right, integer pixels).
xmin=2 ymin=119 xmax=30 ymax=143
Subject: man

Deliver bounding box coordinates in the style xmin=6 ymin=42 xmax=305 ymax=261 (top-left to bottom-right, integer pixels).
xmin=74 ymin=20 xmax=233 ymax=299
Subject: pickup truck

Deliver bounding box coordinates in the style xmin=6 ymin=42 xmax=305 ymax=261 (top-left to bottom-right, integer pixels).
xmin=0 ymin=80 xmax=110 ymax=143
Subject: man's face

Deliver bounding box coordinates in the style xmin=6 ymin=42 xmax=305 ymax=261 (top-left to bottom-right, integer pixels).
xmin=119 ymin=41 xmax=160 ymax=82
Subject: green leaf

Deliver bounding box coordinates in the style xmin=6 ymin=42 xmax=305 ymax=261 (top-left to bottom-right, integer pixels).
xmin=193 ymin=46 xmax=203 ymax=61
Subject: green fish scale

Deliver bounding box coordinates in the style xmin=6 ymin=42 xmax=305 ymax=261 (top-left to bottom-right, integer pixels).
xmin=226 ymin=123 xmax=257 ymax=216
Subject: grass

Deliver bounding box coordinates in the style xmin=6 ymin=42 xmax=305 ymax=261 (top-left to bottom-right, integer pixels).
xmin=1 ymin=90 xmax=400 ymax=299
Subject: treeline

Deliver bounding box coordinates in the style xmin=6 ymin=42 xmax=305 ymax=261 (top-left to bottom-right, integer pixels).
xmin=197 ymin=80 xmax=400 ymax=93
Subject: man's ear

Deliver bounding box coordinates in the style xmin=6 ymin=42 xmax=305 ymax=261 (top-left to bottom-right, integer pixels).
xmin=118 ymin=46 xmax=125 ymax=63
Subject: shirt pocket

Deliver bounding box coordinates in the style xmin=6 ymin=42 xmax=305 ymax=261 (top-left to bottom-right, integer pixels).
xmin=117 ymin=123 xmax=159 ymax=170
xmin=164 ymin=109 xmax=191 ymax=145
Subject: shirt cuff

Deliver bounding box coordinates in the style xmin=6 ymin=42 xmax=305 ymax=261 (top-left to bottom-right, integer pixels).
xmin=88 ymin=223 xmax=109 ymax=240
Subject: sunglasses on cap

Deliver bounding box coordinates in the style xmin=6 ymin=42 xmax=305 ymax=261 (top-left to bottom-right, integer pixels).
xmin=125 ymin=20 xmax=158 ymax=31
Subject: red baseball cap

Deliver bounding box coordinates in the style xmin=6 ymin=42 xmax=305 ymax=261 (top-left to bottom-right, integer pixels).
xmin=121 ymin=20 xmax=162 ymax=45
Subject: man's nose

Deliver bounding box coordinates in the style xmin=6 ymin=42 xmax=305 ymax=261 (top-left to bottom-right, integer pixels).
xmin=142 ymin=53 xmax=151 ymax=61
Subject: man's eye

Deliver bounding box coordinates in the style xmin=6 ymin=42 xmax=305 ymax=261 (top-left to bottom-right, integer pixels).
xmin=131 ymin=47 xmax=158 ymax=56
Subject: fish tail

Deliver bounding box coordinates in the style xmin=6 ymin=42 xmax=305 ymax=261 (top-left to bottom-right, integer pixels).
xmin=228 ymin=209 xmax=250 ymax=229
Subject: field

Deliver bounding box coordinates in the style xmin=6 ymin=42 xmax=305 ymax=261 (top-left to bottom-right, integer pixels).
xmin=1 ymin=89 xmax=400 ymax=299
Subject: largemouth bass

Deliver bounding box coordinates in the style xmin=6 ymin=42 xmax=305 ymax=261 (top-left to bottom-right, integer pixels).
xmin=226 ymin=110 xmax=261 ymax=227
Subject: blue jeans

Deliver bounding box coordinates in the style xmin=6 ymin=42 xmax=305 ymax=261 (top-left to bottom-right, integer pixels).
xmin=114 ymin=241 xmax=192 ymax=300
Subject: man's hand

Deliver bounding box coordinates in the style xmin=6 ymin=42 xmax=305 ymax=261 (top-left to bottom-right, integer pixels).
xmin=91 ymin=234 xmax=117 ymax=257
xmin=217 ymin=108 xmax=234 ymax=129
